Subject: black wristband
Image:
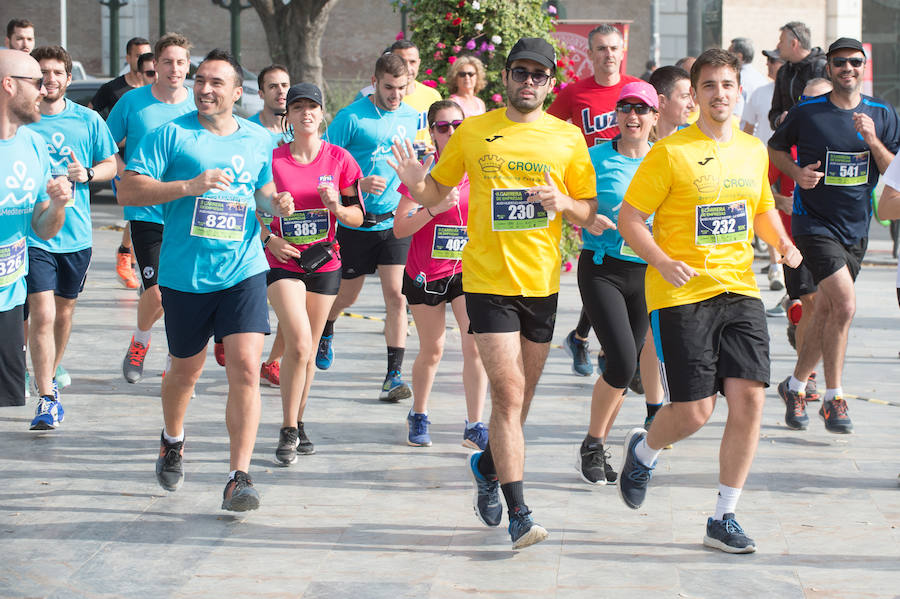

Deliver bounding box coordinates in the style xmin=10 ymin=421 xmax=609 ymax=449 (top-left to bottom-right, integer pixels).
xmin=263 ymin=234 xmax=273 ymax=247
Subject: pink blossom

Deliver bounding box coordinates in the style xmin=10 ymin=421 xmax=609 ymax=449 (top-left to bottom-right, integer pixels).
xmin=491 ymin=93 xmax=502 ymax=103
xmin=452 ymin=45 xmax=462 ymax=53
xmin=436 ymin=42 xmax=446 ymax=49
xmin=438 ymin=76 xmax=446 ymax=84
xmin=434 ymin=51 xmax=443 ymax=60
xmin=395 ymin=31 xmax=405 ymax=41
xmin=423 ymin=80 xmax=438 ymax=88
xmin=448 ymin=56 xmax=457 ymax=64
xmin=559 ymin=82 xmax=569 ymax=89
xmin=452 ymin=17 xmax=462 ymax=25
xmin=480 ymin=41 xmax=488 ymax=51
xmin=548 ymin=5 xmax=557 ymax=15
xmin=425 ymin=68 xmax=433 ymax=75
xmin=486 ymin=43 xmax=495 ymax=52
xmin=563 ymin=261 xmax=573 ymax=272
xmin=465 ymin=39 xmax=477 ymax=50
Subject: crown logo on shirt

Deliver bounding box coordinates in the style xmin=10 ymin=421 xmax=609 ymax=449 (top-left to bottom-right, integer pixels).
xmin=693 ymin=175 xmax=718 ymax=195
xmin=479 ymin=154 xmax=503 ymax=173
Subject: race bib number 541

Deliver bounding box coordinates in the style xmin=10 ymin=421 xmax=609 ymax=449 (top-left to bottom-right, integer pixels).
xmin=695 ymin=200 xmax=748 ymax=245
xmin=825 ymin=150 xmax=869 ymax=186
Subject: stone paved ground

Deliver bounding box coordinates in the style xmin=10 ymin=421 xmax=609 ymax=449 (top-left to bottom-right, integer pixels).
xmin=2 ymin=199 xmax=899 ymax=598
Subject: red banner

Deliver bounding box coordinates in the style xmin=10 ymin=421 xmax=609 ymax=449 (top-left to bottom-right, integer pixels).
xmin=552 ymin=22 xmax=631 ymax=80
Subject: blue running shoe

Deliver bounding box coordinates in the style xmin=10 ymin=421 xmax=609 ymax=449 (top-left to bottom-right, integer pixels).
xmin=55 ymin=365 xmax=72 ymax=389
xmin=508 ymin=507 xmax=549 ymax=549
xmin=597 ymin=352 xmax=606 ymax=375
xmin=407 ymin=412 xmax=432 ymax=447
xmin=563 ymin=330 xmax=592 ymax=376
xmin=618 ymin=427 xmax=655 ymax=509
xmin=30 ymin=395 xmax=64 ymax=430
xmin=468 ymin=452 xmax=502 ymax=527
xmin=462 ymin=421 xmax=489 ymax=450
xmin=379 ymin=370 xmax=412 ymax=402
xmin=703 ymin=513 xmax=757 ymax=553
xmin=315 ymin=334 xmax=334 ymax=370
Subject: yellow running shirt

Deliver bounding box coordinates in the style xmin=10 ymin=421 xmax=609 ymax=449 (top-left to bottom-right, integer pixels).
xmin=403 ymin=82 xmax=443 ymax=143
xmin=624 ymin=123 xmax=774 ymax=312
xmin=431 ymin=109 xmax=596 ymax=297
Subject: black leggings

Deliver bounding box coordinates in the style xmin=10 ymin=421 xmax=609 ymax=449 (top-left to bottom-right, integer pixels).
xmin=577 ymin=250 xmax=649 ymax=389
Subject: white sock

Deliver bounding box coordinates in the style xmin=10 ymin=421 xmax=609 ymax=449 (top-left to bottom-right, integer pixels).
xmin=714 ymin=484 xmax=742 ymax=519
xmin=634 ymin=437 xmax=661 ymax=467
xmin=788 ymin=375 xmax=806 ymax=394
xmin=824 ymin=388 xmax=843 ymax=402
xmin=162 ymin=429 xmax=184 ymax=444
xmin=133 ymin=328 xmax=151 ymax=346
xmin=165 ymin=354 xmax=172 ymax=373
xmin=466 ymin=420 xmax=481 ymax=430
xmin=228 ymin=470 xmax=237 ymax=481
xmin=410 ymin=409 xmax=426 ymax=417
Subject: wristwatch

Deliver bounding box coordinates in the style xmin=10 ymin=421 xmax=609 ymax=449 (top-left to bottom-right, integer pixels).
xmin=86 ymin=167 xmax=95 ymax=182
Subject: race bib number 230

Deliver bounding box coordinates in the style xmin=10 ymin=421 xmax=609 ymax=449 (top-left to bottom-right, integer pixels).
xmin=491 ymin=188 xmax=549 ymax=231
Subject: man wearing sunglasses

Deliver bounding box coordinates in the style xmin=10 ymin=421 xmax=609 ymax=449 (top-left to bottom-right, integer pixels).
xmin=768 ymin=37 xmax=900 ymax=435
xmin=390 ymin=37 xmax=597 ymax=550
xmin=769 ymin=22 xmax=827 ymax=129
xmin=137 ymin=53 xmax=157 ymax=86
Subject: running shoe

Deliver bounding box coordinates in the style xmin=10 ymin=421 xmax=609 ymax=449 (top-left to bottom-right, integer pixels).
xmin=275 ymin=426 xmax=299 ymax=466
xmin=703 ymin=513 xmax=757 ymax=553
xmin=116 ymin=249 xmax=139 ymax=289
xmin=407 ymin=412 xmax=432 ymax=447
xmin=628 ymin=369 xmax=644 ymax=395
xmin=214 ymin=342 xmax=226 ymax=367
xmin=767 ymin=264 xmax=784 ymax=291
xmin=777 ymin=377 xmax=808 ymax=430
xmin=221 ymin=470 xmax=260 ymax=512
xmin=379 ymin=370 xmax=412 ymax=402
xmin=576 ymin=439 xmax=614 ymax=485
xmin=508 ymin=507 xmax=549 ymax=550
xmin=597 ymin=352 xmax=606 ymax=375
xmin=260 ymin=360 xmax=280 ymax=387
xmin=765 ymin=294 xmax=787 ymax=317
xmin=819 ymin=397 xmax=853 ymax=434
xmin=55 ymin=365 xmax=72 ymax=389
xmin=155 ymin=431 xmax=184 ymax=492
xmin=462 ymin=422 xmax=489 ymax=450
xmin=563 ymin=330 xmax=592 ymax=376
xmin=315 ymin=334 xmax=333 ymax=370
xmin=296 ymin=421 xmax=316 ymax=455
xmin=468 ymin=452 xmax=502 ymax=527
xmin=29 ymin=395 xmax=64 ymax=430
xmin=618 ymin=427 xmax=655 ymax=510
xmin=805 ymin=372 xmax=820 ymax=401
xmin=123 ymin=336 xmax=149 ymax=384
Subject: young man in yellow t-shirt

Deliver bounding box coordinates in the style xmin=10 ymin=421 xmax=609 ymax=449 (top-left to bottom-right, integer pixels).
xmin=389 ymin=38 xmax=597 ymax=550
xmin=617 ymin=49 xmax=802 ymax=554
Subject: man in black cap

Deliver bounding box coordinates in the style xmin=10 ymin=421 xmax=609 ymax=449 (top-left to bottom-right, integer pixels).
xmin=769 ymin=37 xmax=900 ymax=435
xmin=768 ymin=22 xmax=827 ymax=129
xmin=389 ymin=37 xmax=597 ymax=549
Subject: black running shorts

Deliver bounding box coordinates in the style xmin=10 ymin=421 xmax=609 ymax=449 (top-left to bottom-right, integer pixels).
xmin=793 ymin=234 xmax=866 ymax=285
xmin=465 ymin=292 xmax=557 ymax=344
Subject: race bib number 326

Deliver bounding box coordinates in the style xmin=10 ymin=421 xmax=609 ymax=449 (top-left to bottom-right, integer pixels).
xmin=190 ymin=196 xmax=248 ymax=241
xmin=0 ymin=237 xmax=27 ymax=287
xmin=695 ymin=200 xmax=748 ymax=246
xmin=492 ymin=188 xmax=549 ymax=231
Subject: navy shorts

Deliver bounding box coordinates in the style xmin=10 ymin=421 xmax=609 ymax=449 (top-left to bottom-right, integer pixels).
xmin=0 ymin=304 xmax=26 ymax=407
xmin=160 ymin=272 xmax=270 ymax=359
xmin=25 ymin=247 xmax=91 ymax=299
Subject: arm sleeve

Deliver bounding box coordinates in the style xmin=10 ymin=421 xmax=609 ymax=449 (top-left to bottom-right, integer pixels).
xmin=338 ymin=148 xmax=363 ymax=190
xmin=563 ymin=136 xmax=597 ymax=200
xmin=623 ymin=143 xmax=672 ymax=215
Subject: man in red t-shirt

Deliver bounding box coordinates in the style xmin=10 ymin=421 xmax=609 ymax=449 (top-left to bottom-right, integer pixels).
xmin=547 ymin=23 xmax=641 ymax=146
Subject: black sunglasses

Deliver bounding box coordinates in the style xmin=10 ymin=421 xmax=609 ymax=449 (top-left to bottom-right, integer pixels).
xmin=431 ymin=119 xmax=463 ymax=134
xmin=830 ymin=57 xmax=865 ymax=68
xmin=616 ymin=103 xmax=655 ymax=115
xmin=10 ymin=75 xmax=44 ymax=91
xmin=507 ymin=67 xmax=551 ymax=86
xmin=143 ymin=70 xmax=157 ymax=77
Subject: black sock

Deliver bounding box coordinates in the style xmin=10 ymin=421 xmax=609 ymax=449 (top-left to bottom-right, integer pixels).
xmin=582 ymin=434 xmax=602 ymax=449
xmin=477 ymin=443 xmax=496 ymax=479
xmin=646 ymin=402 xmax=662 ymax=418
xmin=575 ymin=310 xmax=592 ymax=339
xmin=322 ymin=319 xmax=335 ymax=338
xmin=117 ymin=245 xmax=130 ymax=254
xmin=501 ymin=481 xmax=527 ymax=513
xmin=387 ymin=346 xmax=404 ymax=373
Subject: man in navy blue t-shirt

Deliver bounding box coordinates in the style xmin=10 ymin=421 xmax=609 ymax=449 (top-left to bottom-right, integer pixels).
xmin=769 ymin=37 xmax=900 ymax=435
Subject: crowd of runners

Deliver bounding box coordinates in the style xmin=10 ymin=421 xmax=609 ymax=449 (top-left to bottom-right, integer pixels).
xmin=2 ymin=15 xmax=899 ymax=552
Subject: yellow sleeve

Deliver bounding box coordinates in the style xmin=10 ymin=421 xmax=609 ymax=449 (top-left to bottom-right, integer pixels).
xmin=756 ymin=145 xmax=775 ymax=213
xmin=430 ymin=125 xmax=466 ymax=188
xmin=564 ymin=134 xmax=597 ymax=200
xmin=624 ymin=143 xmax=672 ymax=215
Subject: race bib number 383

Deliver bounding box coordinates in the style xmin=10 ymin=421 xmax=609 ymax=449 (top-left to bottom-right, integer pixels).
xmin=0 ymin=237 xmax=27 ymax=287
xmin=695 ymin=200 xmax=748 ymax=246
xmin=190 ymin=196 xmax=248 ymax=241
xmin=824 ymin=150 xmax=869 ymax=186
xmin=281 ymin=209 xmax=329 ymax=245
xmin=491 ymin=188 xmax=549 ymax=231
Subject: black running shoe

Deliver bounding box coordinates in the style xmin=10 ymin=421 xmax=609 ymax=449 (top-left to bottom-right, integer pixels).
xmin=576 ymin=439 xmax=615 ymax=485
xmin=221 ymin=470 xmax=260 ymax=512
xmin=468 ymin=452 xmax=502 ymax=527
xmin=819 ymin=397 xmax=853 ymax=434
xmin=155 ymin=431 xmax=184 ymax=492
xmin=628 ymin=369 xmax=644 ymax=395
xmin=508 ymin=506 xmax=549 ymax=550
xmin=275 ymin=426 xmax=299 ymax=466
xmin=296 ymin=421 xmax=316 ymax=455
xmin=618 ymin=428 xmax=654 ymax=509
xmin=703 ymin=513 xmax=757 ymax=553
xmin=777 ymin=377 xmax=808 ymax=430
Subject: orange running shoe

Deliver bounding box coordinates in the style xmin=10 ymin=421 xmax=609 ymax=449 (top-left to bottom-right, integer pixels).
xmin=214 ymin=342 xmax=226 ymax=367
xmin=116 ymin=250 xmax=139 ymax=289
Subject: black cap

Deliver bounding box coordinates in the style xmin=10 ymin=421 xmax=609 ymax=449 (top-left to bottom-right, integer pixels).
xmin=506 ymin=37 xmax=556 ymax=70
xmin=286 ymin=82 xmax=323 ymax=107
xmin=827 ymin=37 xmax=865 ymax=57
xmin=761 ymin=49 xmax=781 ymax=60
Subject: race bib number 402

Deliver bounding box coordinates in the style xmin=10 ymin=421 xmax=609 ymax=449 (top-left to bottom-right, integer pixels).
xmin=695 ymin=200 xmax=748 ymax=246
xmin=491 ymin=188 xmax=549 ymax=231
xmin=432 ymin=224 xmax=468 ymax=259
xmin=190 ymin=196 xmax=248 ymax=241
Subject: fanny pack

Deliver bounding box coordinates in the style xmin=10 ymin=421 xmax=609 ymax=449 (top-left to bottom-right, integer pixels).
xmin=293 ymin=241 xmax=338 ymax=273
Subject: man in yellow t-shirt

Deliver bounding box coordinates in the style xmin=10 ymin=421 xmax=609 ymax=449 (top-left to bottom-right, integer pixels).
xmin=617 ymin=49 xmax=801 ymax=554
xmin=389 ymin=38 xmax=596 ymax=550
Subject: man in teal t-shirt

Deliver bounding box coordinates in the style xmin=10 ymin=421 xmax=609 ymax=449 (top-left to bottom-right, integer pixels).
xmin=25 ymin=46 xmax=117 ymax=417
xmin=247 ymin=64 xmax=290 ymax=149
xmin=118 ymin=50 xmax=295 ymax=512
xmin=107 ymin=33 xmax=195 ymax=386
xmin=320 ymin=52 xmax=418 ymax=401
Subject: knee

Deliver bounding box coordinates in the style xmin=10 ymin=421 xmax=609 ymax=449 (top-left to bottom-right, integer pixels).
xmin=831 ymin=298 xmax=855 ymax=322
xmin=417 ymin=340 xmax=444 ymax=366
xmin=602 ymin=354 xmax=637 ymax=389
xmin=674 ymin=402 xmax=713 ymax=434
xmin=286 ymin=337 xmax=312 ymax=362
xmin=383 ymin=291 xmax=405 ymax=313
xmin=227 ymin=358 xmax=259 ymax=387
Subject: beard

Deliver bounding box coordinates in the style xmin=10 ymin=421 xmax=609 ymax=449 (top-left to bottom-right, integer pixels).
xmin=10 ymin=92 xmax=40 ymax=125
xmin=506 ymin=85 xmax=545 ymax=114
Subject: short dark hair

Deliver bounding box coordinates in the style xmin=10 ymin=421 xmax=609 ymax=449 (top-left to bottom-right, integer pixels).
xmin=200 ymin=48 xmax=243 ymax=86
xmin=374 ymin=52 xmax=408 ymax=79
xmin=781 ymin=22 xmax=811 ymax=50
xmin=126 ymin=37 xmax=150 ymax=55
xmin=587 ymin=24 xmax=622 ymax=48
xmin=690 ymin=48 xmax=741 ymax=89
xmin=31 ymin=45 xmax=72 ymax=76
xmin=427 ymin=99 xmax=464 ymax=127
xmin=730 ymin=37 xmax=753 ymax=63
xmin=649 ymin=65 xmax=690 ymax=98
xmin=257 ymin=64 xmax=289 ymax=90
xmin=389 ymin=39 xmax=417 ymax=53
xmin=137 ymin=52 xmax=154 ymax=72
xmin=6 ymin=19 xmax=34 ymax=38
